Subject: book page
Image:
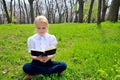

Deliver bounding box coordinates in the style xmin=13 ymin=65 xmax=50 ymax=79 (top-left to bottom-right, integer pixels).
xmin=31 ymin=49 xmax=44 ymax=52
xmin=45 ymin=46 xmax=56 ymax=51
xmin=31 ymin=46 xmax=56 ymax=52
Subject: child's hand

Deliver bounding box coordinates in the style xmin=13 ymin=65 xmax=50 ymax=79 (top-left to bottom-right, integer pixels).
xmin=37 ymin=56 xmax=46 ymax=62
xmin=42 ymin=56 xmax=50 ymax=63
xmin=30 ymin=54 xmax=49 ymax=62
xmin=35 ymin=54 xmax=55 ymax=63
xmin=42 ymin=54 xmax=55 ymax=63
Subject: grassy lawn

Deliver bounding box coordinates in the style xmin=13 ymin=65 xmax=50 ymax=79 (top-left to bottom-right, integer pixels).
xmin=0 ymin=22 xmax=120 ymax=80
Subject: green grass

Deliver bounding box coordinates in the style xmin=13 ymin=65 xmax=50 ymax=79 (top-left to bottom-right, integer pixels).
xmin=0 ymin=22 xmax=120 ymax=80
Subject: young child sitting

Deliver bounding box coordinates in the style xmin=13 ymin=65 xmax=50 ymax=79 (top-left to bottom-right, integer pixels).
xmin=23 ymin=15 xmax=67 ymax=80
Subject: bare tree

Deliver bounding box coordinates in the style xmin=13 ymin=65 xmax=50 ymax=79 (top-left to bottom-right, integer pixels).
xmin=51 ymin=0 xmax=57 ymax=23
xmin=18 ymin=0 xmax=22 ymax=23
xmin=107 ymin=0 xmax=120 ymax=22
xmin=64 ymin=0 xmax=68 ymax=22
xmin=10 ymin=0 xmax=13 ymax=22
xmin=74 ymin=0 xmax=78 ymax=22
xmin=34 ymin=0 xmax=42 ymax=17
xmin=2 ymin=0 xmax=120 ymax=24
xmin=0 ymin=1 xmax=3 ymax=23
xmin=97 ymin=0 xmax=102 ymax=24
xmin=45 ymin=0 xmax=51 ymax=23
xmin=78 ymin=0 xmax=84 ymax=23
xmin=23 ymin=0 xmax=29 ymax=23
xmin=101 ymin=0 xmax=109 ymax=22
xmin=55 ymin=0 xmax=65 ymax=23
xmin=87 ymin=0 xmax=94 ymax=23
xmin=2 ymin=0 xmax=11 ymax=23
xmin=69 ymin=0 xmax=75 ymax=22
xmin=28 ymin=0 xmax=34 ymax=23
xmin=13 ymin=0 xmax=15 ymax=17
xmin=37 ymin=1 xmax=43 ymax=15
xmin=21 ymin=0 xmax=25 ymax=23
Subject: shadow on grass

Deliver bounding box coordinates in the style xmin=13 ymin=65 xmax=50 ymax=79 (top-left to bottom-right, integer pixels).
xmin=96 ymin=23 xmax=107 ymax=43
xmin=97 ymin=24 xmax=101 ymax=29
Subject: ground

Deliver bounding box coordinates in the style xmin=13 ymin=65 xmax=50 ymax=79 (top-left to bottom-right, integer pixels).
xmin=0 ymin=22 xmax=120 ymax=80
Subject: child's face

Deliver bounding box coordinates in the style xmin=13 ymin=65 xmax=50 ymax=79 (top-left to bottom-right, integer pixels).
xmin=35 ymin=22 xmax=48 ymax=36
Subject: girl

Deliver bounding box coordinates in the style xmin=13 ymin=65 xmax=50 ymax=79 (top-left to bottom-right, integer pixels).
xmin=23 ymin=15 xmax=67 ymax=80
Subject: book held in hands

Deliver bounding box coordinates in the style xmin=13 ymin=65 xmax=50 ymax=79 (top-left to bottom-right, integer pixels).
xmin=31 ymin=46 xmax=56 ymax=56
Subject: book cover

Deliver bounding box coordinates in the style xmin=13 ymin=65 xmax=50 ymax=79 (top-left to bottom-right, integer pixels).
xmin=31 ymin=46 xmax=56 ymax=56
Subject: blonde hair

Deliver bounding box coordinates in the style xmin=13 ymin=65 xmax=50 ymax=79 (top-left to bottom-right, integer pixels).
xmin=34 ymin=15 xmax=48 ymax=27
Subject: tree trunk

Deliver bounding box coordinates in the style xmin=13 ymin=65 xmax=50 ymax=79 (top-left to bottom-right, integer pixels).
xmin=35 ymin=1 xmax=38 ymax=16
xmin=64 ymin=0 xmax=68 ymax=22
xmin=18 ymin=0 xmax=22 ymax=23
xmin=13 ymin=0 xmax=16 ymax=23
xmin=51 ymin=0 xmax=57 ymax=23
xmin=0 ymin=1 xmax=3 ymax=23
xmin=10 ymin=0 xmax=13 ymax=23
xmin=28 ymin=0 xmax=34 ymax=23
xmin=45 ymin=0 xmax=50 ymax=23
xmin=74 ymin=0 xmax=78 ymax=23
xmin=0 ymin=1 xmax=4 ymax=23
xmin=21 ymin=1 xmax=25 ymax=23
xmin=107 ymin=0 xmax=120 ymax=22
xmin=13 ymin=0 xmax=15 ymax=17
xmin=35 ymin=0 xmax=40 ymax=17
xmin=55 ymin=0 xmax=64 ymax=23
xmin=38 ymin=2 xmax=43 ymax=15
xmin=97 ymin=0 xmax=102 ymax=24
xmin=78 ymin=0 xmax=84 ymax=23
xmin=101 ymin=0 xmax=108 ymax=22
xmin=55 ymin=0 xmax=60 ymax=23
xmin=70 ymin=0 xmax=75 ymax=22
xmin=87 ymin=0 xmax=94 ymax=23
xmin=23 ymin=0 xmax=29 ymax=23
xmin=2 ymin=0 xmax=11 ymax=23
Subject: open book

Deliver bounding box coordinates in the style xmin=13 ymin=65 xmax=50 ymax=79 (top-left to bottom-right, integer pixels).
xmin=31 ymin=46 xmax=56 ymax=56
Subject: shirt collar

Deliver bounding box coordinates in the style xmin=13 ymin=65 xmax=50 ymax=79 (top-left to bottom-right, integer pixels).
xmin=36 ymin=33 xmax=48 ymax=40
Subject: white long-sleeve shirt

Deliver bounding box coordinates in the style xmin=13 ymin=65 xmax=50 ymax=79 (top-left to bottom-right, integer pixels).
xmin=27 ymin=33 xmax=58 ymax=53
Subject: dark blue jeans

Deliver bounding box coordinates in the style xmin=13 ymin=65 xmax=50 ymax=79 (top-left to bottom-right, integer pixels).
xmin=23 ymin=60 xmax=67 ymax=75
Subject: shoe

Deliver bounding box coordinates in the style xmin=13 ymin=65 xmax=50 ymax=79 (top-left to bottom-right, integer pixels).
xmin=58 ymin=72 xmax=62 ymax=77
xmin=23 ymin=74 xmax=33 ymax=80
